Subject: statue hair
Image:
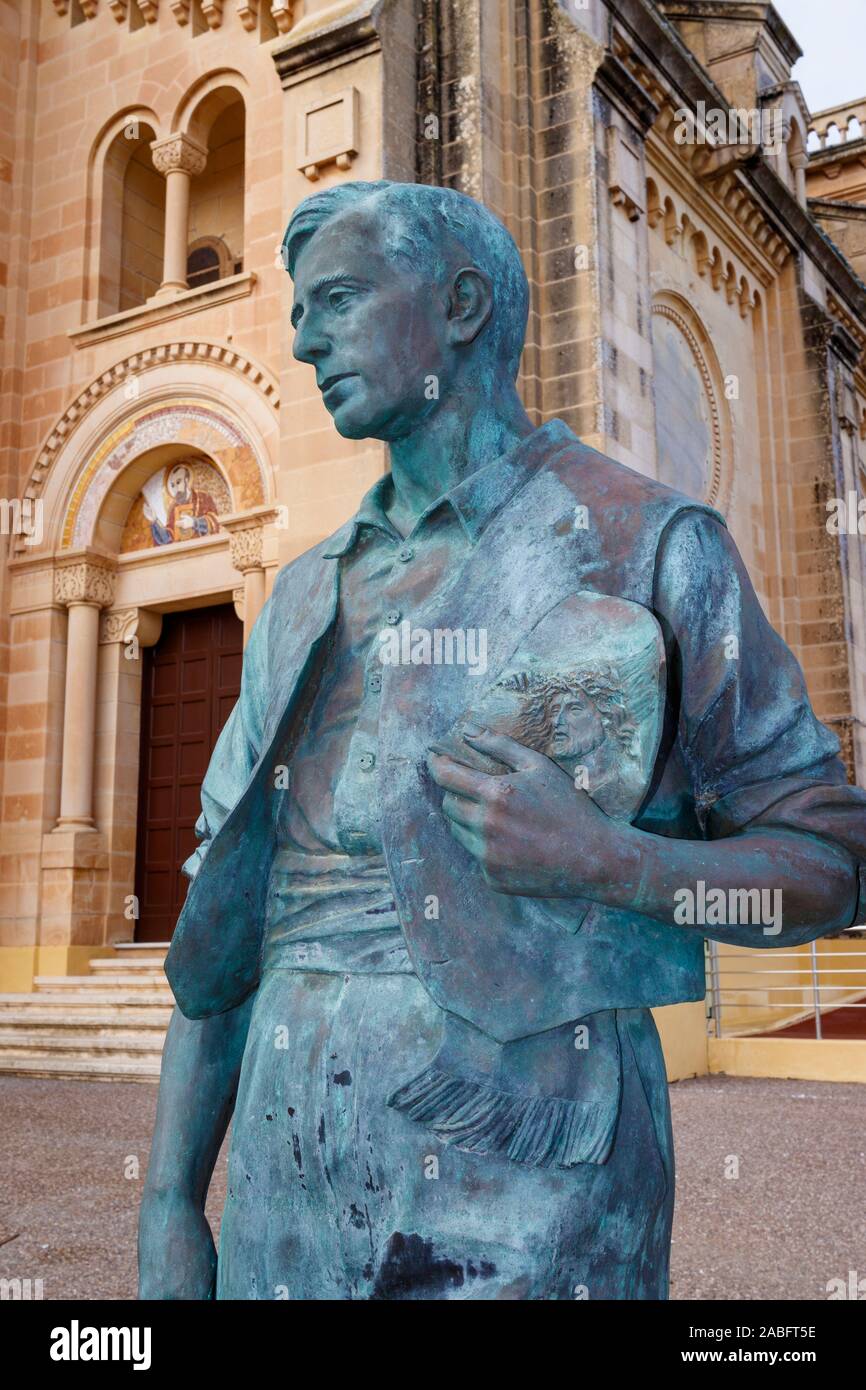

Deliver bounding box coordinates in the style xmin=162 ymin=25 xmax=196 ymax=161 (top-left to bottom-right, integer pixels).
xmin=281 ymin=180 xmax=529 ymax=378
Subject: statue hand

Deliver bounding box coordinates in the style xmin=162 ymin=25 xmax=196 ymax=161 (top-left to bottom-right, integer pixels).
xmin=428 ymin=727 xmax=623 ymax=898
xmin=138 ymin=1187 xmax=217 ymax=1300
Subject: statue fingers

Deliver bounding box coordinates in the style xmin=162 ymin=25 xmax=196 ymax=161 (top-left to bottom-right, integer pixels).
xmin=427 ymin=749 xmax=490 ymax=801
xmin=441 ymin=790 xmax=483 ymax=829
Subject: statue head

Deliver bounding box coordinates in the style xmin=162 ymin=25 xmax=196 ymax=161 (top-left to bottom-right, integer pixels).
xmin=282 ymin=180 xmax=529 ymax=440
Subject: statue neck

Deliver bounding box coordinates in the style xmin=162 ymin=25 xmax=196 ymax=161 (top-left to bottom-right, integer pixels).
xmin=386 ymin=380 xmax=533 ymax=537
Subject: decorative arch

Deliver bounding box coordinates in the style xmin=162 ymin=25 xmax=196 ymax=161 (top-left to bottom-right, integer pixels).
xmin=650 ymin=292 xmax=734 ymax=512
xmin=21 ymin=340 xmax=279 ymax=557
xmin=61 ymin=399 xmax=267 ymax=553
xmin=172 ymin=69 xmax=249 ymax=143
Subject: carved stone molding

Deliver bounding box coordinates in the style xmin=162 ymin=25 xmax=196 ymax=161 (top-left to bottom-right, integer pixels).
xmin=236 ymin=0 xmax=257 ymax=29
xmin=228 ymin=527 xmax=264 ymax=572
xmin=136 ymin=0 xmax=159 ymax=21
xmin=169 ymin=0 xmax=190 ymax=22
xmin=272 ymin=3 xmax=378 ymax=87
xmin=611 ymin=31 xmax=792 ymax=275
xmin=223 ymin=505 xmax=279 ymax=572
xmin=201 ymin=0 xmax=223 ymax=27
xmin=595 ymin=53 xmax=659 ymax=136
xmin=71 ymin=272 xmax=256 ymax=350
xmin=108 ymin=0 xmax=128 ymax=19
xmin=647 ymin=177 xmax=760 ymax=317
xmin=150 ymin=132 xmax=208 ymax=180
xmin=651 ymin=301 xmax=730 ymax=512
xmin=827 ymin=291 xmax=866 ymax=372
xmin=271 ymin=0 xmax=292 ymax=34
xmin=54 ymin=553 xmax=117 ymax=609
xmin=99 ymin=607 xmax=163 ymax=647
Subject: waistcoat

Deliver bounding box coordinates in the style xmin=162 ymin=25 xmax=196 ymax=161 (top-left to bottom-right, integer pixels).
xmin=166 ymin=434 xmax=722 ymax=1041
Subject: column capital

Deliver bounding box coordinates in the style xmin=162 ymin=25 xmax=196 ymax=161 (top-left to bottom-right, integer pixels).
xmin=223 ymin=505 xmax=280 ymax=573
xmin=99 ymin=606 xmax=163 ymax=647
xmin=150 ymin=131 xmax=208 ymax=179
xmin=53 ymin=551 xmax=117 ymax=609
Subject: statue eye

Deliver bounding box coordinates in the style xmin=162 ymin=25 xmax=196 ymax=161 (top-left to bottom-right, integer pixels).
xmin=327 ymin=287 xmax=353 ymax=312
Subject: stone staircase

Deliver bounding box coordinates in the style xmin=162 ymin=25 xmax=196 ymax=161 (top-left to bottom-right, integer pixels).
xmin=0 ymin=947 xmax=173 ymax=1082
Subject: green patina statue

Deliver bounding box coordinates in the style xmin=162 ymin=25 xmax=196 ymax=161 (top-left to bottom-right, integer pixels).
xmin=138 ymin=180 xmax=866 ymax=1301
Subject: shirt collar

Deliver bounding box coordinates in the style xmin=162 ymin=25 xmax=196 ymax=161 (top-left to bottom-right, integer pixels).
xmin=322 ymin=418 xmax=576 ymax=558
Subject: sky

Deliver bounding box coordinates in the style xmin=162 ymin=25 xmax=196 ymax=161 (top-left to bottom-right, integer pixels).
xmin=773 ymin=0 xmax=866 ymax=114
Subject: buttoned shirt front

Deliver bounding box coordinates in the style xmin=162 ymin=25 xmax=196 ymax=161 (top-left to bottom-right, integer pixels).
xmin=279 ymin=421 xmax=564 ymax=856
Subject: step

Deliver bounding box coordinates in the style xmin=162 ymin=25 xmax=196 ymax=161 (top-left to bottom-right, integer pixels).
xmin=34 ymin=974 xmax=170 ymax=992
xmin=0 ymin=1003 xmax=173 ymax=1026
xmin=0 ymin=1055 xmax=161 ymax=1082
xmin=0 ymin=1030 xmax=164 ymax=1055
xmin=0 ymin=990 xmax=172 ymax=1009
xmin=89 ymin=957 xmax=168 ymax=974
xmin=111 ymin=942 xmax=170 ymax=951
xmin=0 ymin=1018 xmax=169 ymax=1038
xmin=0 ymin=1031 xmax=165 ymax=1059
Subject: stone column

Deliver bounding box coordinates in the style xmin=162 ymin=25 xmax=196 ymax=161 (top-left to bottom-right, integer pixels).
xmin=790 ymin=148 xmax=808 ymax=209
xmin=223 ymin=507 xmax=278 ymax=644
xmin=150 ymin=132 xmax=208 ymax=298
xmin=52 ymin=553 xmax=117 ymax=832
xmin=97 ymin=607 xmax=163 ymax=944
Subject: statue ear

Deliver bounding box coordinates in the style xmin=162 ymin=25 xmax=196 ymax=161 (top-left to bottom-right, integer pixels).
xmin=446 ymin=266 xmax=493 ymax=347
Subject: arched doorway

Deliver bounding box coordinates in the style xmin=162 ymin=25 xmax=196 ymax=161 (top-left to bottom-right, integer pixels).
xmin=9 ymin=381 xmax=278 ymax=964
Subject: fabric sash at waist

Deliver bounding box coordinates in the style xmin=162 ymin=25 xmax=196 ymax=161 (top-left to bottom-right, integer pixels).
xmin=263 ymin=845 xmax=412 ymax=975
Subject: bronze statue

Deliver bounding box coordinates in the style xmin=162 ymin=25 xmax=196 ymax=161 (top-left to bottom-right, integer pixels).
xmin=139 ymin=181 xmax=866 ymax=1301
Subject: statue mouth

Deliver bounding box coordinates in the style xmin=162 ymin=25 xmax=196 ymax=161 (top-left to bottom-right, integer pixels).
xmin=320 ymin=372 xmax=358 ymax=398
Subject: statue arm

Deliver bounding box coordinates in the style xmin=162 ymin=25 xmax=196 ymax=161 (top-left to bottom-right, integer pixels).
xmin=138 ymin=996 xmax=254 ymax=1299
xmin=139 ymin=597 xmax=273 ymax=1298
xmin=613 ymin=508 xmax=866 ymax=946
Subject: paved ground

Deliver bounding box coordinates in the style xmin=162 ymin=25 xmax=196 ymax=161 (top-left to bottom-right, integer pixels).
xmin=1 ymin=1072 xmax=864 ymax=1300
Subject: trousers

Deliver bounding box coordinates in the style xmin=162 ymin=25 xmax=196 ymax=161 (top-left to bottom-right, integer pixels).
xmin=216 ymin=966 xmax=674 ymax=1300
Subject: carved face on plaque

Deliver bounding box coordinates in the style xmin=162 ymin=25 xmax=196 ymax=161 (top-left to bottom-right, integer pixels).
xmin=444 ymin=592 xmax=666 ymax=823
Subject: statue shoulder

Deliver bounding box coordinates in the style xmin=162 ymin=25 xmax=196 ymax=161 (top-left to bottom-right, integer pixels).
xmin=269 ymin=522 xmax=351 ymax=612
xmin=550 ymin=439 xmax=725 ymax=528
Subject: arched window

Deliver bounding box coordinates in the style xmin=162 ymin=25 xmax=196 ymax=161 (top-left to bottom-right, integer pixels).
xmin=185 ymin=236 xmax=237 ymax=289
xmin=97 ymin=120 xmax=165 ymax=317
xmin=186 ymin=244 xmax=221 ymax=289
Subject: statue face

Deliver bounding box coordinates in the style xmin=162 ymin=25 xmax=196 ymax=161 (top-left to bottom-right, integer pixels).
xmin=547 ymin=691 xmax=605 ymax=761
xmin=290 ymin=209 xmax=448 ymax=441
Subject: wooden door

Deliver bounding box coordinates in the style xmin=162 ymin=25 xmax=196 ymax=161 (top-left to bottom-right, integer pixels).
xmin=134 ymin=604 xmax=243 ymax=942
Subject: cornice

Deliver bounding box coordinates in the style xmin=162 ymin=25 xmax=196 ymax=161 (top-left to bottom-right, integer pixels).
xmin=271 ymin=0 xmax=382 ymax=88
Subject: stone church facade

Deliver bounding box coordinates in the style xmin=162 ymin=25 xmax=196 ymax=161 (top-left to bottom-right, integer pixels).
xmin=1 ymin=0 xmax=864 ymax=1078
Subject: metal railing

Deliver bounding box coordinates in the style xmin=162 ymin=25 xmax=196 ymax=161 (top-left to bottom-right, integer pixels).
xmin=706 ymin=928 xmax=866 ymax=1040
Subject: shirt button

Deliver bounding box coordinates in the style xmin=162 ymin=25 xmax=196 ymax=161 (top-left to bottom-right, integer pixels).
xmin=398 ymin=544 xmax=414 ymax=563
xmin=359 ymin=752 xmax=376 ymax=771
xmin=367 ymin=671 xmax=382 ymax=692
xmin=385 ymin=609 xmax=401 ymax=625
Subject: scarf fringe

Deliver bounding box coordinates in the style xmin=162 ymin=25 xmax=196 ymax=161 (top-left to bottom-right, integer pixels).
xmin=386 ymin=1064 xmax=617 ymax=1169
